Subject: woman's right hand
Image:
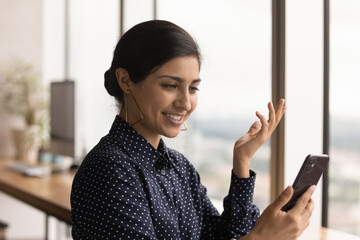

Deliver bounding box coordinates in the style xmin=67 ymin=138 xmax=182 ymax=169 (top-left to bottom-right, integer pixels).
xmin=246 ymin=185 xmax=315 ymax=240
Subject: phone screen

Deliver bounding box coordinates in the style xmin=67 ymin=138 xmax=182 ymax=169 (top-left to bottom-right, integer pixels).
xmin=281 ymin=154 xmax=329 ymax=212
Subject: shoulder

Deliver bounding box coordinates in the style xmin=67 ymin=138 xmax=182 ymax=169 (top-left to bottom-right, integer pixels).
xmin=72 ymin=135 xmax=142 ymax=188
xmin=70 ymin=136 xmax=149 ymax=215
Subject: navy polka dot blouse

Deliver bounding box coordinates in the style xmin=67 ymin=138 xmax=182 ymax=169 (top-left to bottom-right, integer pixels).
xmin=71 ymin=116 xmax=260 ymax=239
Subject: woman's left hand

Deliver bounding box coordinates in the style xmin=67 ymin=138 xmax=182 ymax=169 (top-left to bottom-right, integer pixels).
xmin=233 ymin=99 xmax=286 ymax=178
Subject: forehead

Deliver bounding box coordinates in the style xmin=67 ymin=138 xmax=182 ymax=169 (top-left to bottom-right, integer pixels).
xmin=153 ymin=56 xmax=200 ymax=77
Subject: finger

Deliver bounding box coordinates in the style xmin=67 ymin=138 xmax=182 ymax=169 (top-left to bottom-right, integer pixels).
xmin=256 ymin=111 xmax=268 ymax=131
xmin=248 ymin=121 xmax=261 ymax=135
xmin=275 ymin=99 xmax=286 ymax=121
xmin=302 ymin=198 xmax=314 ymax=219
xmin=271 ymin=186 xmax=294 ymax=210
xmin=268 ymin=101 xmax=276 ymax=124
xmin=299 ymin=198 xmax=314 ymax=233
xmin=289 ymin=185 xmax=316 ymax=215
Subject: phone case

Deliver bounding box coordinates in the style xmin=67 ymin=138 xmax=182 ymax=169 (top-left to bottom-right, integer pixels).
xmin=281 ymin=154 xmax=329 ymax=212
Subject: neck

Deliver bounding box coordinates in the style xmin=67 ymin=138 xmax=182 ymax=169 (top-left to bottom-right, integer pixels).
xmin=119 ymin=110 xmax=161 ymax=149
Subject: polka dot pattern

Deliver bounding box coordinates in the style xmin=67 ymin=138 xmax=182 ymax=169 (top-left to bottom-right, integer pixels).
xmin=71 ymin=116 xmax=259 ymax=239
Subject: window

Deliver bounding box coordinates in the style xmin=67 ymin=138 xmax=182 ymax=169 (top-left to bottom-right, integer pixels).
xmin=158 ymin=0 xmax=272 ymax=211
xmin=68 ymin=0 xmax=120 ymax=155
xmin=285 ymin=0 xmax=324 ymax=226
xmin=329 ymin=0 xmax=360 ymax=235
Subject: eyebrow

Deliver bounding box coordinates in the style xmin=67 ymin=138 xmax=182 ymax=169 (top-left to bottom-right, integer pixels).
xmin=158 ymin=75 xmax=201 ymax=84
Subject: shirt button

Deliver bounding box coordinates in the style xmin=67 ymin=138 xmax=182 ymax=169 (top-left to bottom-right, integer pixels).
xmin=161 ymin=169 xmax=166 ymax=175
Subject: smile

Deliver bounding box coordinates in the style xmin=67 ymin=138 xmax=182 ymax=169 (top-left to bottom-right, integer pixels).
xmin=164 ymin=113 xmax=183 ymax=122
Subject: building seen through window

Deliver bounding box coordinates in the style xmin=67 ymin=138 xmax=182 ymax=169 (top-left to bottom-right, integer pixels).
xmin=329 ymin=0 xmax=360 ymax=235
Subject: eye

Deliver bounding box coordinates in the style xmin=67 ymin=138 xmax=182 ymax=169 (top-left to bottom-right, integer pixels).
xmin=189 ymin=86 xmax=200 ymax=93
xmin=162 ymin=84 xmax=177 ymax=89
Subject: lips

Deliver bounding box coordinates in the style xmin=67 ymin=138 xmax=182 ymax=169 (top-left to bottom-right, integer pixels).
xmin=163 ymin=112 xmax=184 ymax=124
xmin=166 ymin=113 xmax=182 ymax=121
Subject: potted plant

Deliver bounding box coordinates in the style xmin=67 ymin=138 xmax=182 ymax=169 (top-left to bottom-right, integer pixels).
xmin=0 ymin=60 xmax=49 ymax=163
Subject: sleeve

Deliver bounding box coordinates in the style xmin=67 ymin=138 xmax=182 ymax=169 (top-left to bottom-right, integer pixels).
xmin=200 ymin=170 xmax=260 ymax=240
xmin=71 ymin=156 xmax=157 ymax=240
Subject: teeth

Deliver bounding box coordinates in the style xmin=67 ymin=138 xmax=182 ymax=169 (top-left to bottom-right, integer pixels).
xmin=166 ymin=114 xmax=182 ymax=121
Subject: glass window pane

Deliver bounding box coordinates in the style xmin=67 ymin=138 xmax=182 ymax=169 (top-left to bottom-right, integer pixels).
xmin=123 ymin=0 xmax=153 ymax=32
xmin=285 ymin=0 xmax=324 ymax=226
xmin=68 ymin=0 xmax=120 ymax=154
xmin=158 ymin=0 xmax=271 ymax=211
xmin=329 ymin=0 xmax=360 ymax=235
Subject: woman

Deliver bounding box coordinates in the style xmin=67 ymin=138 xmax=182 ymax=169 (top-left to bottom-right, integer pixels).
xmin=71 ymin=20 xmax=314 ymax=240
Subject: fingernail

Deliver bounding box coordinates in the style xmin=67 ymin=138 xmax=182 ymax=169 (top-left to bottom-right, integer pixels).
xmin=284 ymin=186 xmax=292 ymax=195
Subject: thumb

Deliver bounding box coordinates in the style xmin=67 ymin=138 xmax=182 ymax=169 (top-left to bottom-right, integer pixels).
xmin=248 ymin=121 xmax=261 ymax=135
xmin=271 ymin=186 xmax=293 ymax=210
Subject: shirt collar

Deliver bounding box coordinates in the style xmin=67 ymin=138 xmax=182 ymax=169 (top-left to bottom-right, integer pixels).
xmin=109 ymin=115 xmax=173 ymax=170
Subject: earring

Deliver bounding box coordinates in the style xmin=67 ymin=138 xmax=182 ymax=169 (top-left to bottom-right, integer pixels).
xmin=125 ymin=91 xmax=144 ymax=127
xmin=181 ymin=122 xmax=188 ymax=131
xmin=125 ymin=93 xmax=129 ymax=123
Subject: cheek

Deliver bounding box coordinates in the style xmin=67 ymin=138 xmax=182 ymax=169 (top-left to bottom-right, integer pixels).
xmin=190 ymin=95 xmax=198 ymax=111
xmin=149 ymin=94 xmax=170 ymax=113
xmin=138 ymin=88 xmax=166 ymax=109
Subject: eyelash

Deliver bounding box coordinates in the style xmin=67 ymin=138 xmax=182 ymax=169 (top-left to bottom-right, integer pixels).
xmin=190 ymin=86 xmax=200 ymax=92
xmin=162 ymin=84 xmax=177 ymax=89
xmin=162 ymin=84 xmax=200 ymax=93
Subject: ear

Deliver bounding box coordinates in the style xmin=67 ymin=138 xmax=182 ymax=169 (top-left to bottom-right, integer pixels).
xmin=115 ymin=68 xmax=132 ymax=94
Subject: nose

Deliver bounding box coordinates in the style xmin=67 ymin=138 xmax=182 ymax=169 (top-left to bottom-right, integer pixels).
xmin=174 ymin=90 xmax=192 ymax=111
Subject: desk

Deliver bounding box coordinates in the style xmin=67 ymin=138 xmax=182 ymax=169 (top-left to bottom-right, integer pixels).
xmin=0 ymin=159 xmax=74 ymax=224
xmin=300 ymin=227 xmax=360 ymax=240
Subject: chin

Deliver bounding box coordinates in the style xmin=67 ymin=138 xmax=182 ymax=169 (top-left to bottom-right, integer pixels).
xmin=162 ymin=130 xmax=181 ymax=138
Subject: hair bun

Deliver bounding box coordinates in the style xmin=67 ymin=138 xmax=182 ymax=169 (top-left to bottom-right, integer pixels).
xmin=104 ymin=68 xmax=122 ymax=98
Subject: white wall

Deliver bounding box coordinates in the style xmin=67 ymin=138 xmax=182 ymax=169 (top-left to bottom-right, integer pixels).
xmin=0 ymin=0 xmax=43 ymax=158
xmin=285 ymin=0 xmax=324 ymax=227
xmin=0 ymin=0 xmax=42 ymax=69
xmin=42 ymin=0 xmax=66 ymax=84
xmin=0 ymin=1 xmax=46 ymax=238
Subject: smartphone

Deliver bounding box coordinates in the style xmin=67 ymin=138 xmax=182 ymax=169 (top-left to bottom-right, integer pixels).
xmin=281 ymin=154 xmax=329 ymax=212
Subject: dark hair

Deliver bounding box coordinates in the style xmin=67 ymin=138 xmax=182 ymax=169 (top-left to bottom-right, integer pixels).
xmin=104 ymin=20 xmax=201 ymax=103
